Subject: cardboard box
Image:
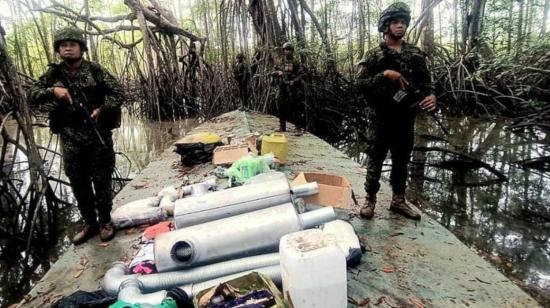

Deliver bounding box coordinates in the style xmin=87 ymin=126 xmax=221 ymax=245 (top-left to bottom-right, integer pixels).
xmin=212 ymin=144 xmax=249 ymax=165
xmin=291 ymin=172 xmax=355 ymax=209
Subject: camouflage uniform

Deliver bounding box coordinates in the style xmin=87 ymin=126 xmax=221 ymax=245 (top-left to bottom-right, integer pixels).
xmin=356 ymin=41 xmax=433 ymax=196
xmin=276 ymin=54 xmax=305 ymax=131
xmin=28 ymin=59 xmax=124 ymax=226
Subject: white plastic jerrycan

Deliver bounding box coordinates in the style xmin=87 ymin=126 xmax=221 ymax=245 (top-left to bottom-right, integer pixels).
xmin=279 ymin=229 xmax=347 ymax=308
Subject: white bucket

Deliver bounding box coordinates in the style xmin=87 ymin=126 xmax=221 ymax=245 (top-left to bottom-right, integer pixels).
xmin=279 ymin=229 xmax=347 ymax=308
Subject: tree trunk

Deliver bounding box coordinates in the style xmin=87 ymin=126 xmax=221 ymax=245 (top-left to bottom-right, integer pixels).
xmin=517 ymin=0 xmax=525 ymax=53
xmin=357 ymin=0 xmax=365 ymax=57
xmin=453 ymin=0 xmax=458 ymax=56
xmin=467 ymin=0 xmax=487 ymax=50
xmin=542 ymin=0 xmax=549 ymax=36
xmin=249 ymin=0 xmax=284 ymax=47
xmin=127 ymin=0 xmax=161 ymax=120
xmin=84 ymin=0 xmax=99 ymax=62
xmin=460 ymin=0 xmax=470 ymax=52
xmin=296 ymin=0 xmax=333 ymax=68
xmin=421 ymin=0 xmax=435 ymax=56
xmin=287 ymin=0 xmax=306 ymax=50
xmin=507 ymin=0 xmax=513 ymax=54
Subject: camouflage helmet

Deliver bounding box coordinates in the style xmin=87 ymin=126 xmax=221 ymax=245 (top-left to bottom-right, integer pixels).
xmin=54 ymin=27 xmax=88 ymax=52
xmin=236 ymin=52 xmax=245 ymax=59
xmin=378 ymin=2 xmax=411 ymax=33
xmin=282 ymin=42 xmax=294 ymax=51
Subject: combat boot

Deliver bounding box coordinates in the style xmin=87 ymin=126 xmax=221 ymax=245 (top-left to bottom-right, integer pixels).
xmin=389 ymin=194 xmax=421 ymax=220
xmin=72 ymin=224 xmax=99 ymax=245
xmin=99 ymin=222 xmax=115 ymax=242
xmin=359 ymin=194 xmax=377 ymax=219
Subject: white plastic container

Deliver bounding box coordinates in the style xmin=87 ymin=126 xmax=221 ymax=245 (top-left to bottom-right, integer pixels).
xmin=279 ymin=229 xmax=347 ymax=308
xmin=323 ymin=220 xmax=362 ymax=265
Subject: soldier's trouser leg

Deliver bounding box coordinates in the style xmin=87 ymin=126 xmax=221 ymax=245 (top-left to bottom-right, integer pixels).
xmin=63 ymin=141 xmax=98 ymax=225
xmin=364 ymin=138 xmax=390 ymax=196
xmin=278 ymin=96 xmax=289 ymax=131
xmin=389 ymin=126 xmax=415 ymax=195
xmin=239 ymin=83 xmax=248 ymax=109
xmin=90 ymin=132 xmax=116 ymax=224
xmin=291 ymin=90 xmax=306 ymax=130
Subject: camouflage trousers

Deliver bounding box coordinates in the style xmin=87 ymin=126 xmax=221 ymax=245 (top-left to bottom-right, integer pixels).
xmin=278 ymin=86 xmax=305 ymax=131
xmin=61 ymin=128 xmax=115 ymax=225
xmin=237 ymin=82 xmax=249 ymax=109
xmin=364 ymin=116 xmax=415 ymax=196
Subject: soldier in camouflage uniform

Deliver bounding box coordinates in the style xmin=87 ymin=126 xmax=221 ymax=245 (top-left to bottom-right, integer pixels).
xmin=28 ymin=27 xmax=125 ymax=244
xmin=273 ymin=42 xmax=305 ymax=132
xmin=356 ymin=2 xmax=436 ymax=220
xmin=233 ymin=53 xmax=250 ymax=109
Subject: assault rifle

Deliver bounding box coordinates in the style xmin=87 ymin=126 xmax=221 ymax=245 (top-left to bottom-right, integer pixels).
xmin=52 ymin=64 xmax=106 ymax=146
xmin=392 ymin=83 xmax=450 ymax=136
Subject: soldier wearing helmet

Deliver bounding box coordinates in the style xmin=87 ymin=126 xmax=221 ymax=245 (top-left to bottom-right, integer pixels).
xmin=356 ymin=2 xmax=436 ymax=221
xmin=233 ymin=52 xmax=250 ymax=108
xmin=53 ymin=27 xmax=89 ymax=53
xmin=28 ymin=26 xmax=125 ymax=245
xmin=273 ymin=42 xmax=306 ymax=132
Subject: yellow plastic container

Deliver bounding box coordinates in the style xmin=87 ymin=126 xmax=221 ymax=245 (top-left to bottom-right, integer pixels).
xmin=261 ymin=133 xmax=288 ymax=164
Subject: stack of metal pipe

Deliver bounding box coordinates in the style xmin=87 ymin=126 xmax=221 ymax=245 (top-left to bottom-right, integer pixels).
xmin=103 ymin=173 xmax=337 ymax=305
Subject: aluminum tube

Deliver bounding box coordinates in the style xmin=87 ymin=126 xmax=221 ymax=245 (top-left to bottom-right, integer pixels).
xmin=300 ymin=206 xmax=337 ymax=229
xmin=156 ymin=204 xmax=337 ymax=272
xmin=115 ymin=266 xmax=281 ymax=305
xmin=156 ymin=203 xmax=301 ymax=272
xmin=102 ymin=254 xmax=280 ymax=295
xmin=174 ymin=178 xmax=292 ymax=228
xmin=291 ymin=182 xmax=319 ymax=197
xmin=103 ymin=262 xmax=129 ymax=295
xmin=117 ymin=278 xmax=167 ymax=305
xmin=180 ymin=265 xmax=282 ymax=297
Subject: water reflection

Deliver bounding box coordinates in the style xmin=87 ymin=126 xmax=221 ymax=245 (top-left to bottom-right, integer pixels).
xmin=0 ymin=112 xmax=197 ymax=306
xmin=406 ymin=115 xmax=549 ymax=304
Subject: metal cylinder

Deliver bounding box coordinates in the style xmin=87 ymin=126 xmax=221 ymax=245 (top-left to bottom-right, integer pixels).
xmin=173 ymin=178 xmax=293 ymax=228
xmin=291 ymin=182 xmax=319 ymax=197
xmin=300 ymin=206 xmax=336 ymax=229
xmin=102 ymin=253 xmax=280 ymax=295
xmin=114 ymin=266 xmax=281 ymax=305
xmin=155 ymin=203 xmax=336 ymax=272
xmin=117 ymin=278 xmax=167 ymax=305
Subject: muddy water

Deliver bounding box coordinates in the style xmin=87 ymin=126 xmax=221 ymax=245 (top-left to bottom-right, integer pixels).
xmin=353 ymin=114 xmax=550 ymax=305
xmin=0 ymin=113 xmax=197 ymax=306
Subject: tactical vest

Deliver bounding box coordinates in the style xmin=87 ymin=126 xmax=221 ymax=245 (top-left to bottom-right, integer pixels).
xmin=49 ymin=63 xmax=121 ymax=134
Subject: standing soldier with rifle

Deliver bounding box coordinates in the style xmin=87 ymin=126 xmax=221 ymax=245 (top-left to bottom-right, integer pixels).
xmin=233 ymin=52 xmax=250 ymax=109
xmin=356 ymin=2 xmax=436 ymax=220
xmin=273 ymin=42 xmax=305 ymax=132
xmin=28 ymin=27 xmax=124 ymax=244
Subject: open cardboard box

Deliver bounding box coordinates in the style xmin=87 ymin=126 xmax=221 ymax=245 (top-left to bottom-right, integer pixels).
xmin=291 ymin=172 xmax=355 ymax=209
xmin=212 ymin=143 xmax=249 ymax=165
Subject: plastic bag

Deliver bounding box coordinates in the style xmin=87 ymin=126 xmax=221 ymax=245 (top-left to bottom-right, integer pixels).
xmin=157 ymin=186 xmax=179 ymax=202
xmin=53 ymin=290 xmax=116 ymax=308
xmin=117 ymin=196 xmax=162 ymax=209
xmin=224 ymin=154 xmax=273 ymax=185
xmin=159 ymin=196 xmax=175 ymax=216
xmin=111 ymin=207 xmax=167 ymax=229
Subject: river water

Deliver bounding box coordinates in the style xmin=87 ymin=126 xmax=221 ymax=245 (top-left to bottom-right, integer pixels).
xmin=0 ymin=113 xmax=197 ymax=306
xmin=1 ymin=112 xmax=549 ymax=306
xmin=359 ymin=114 xmax=550 ymax=305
